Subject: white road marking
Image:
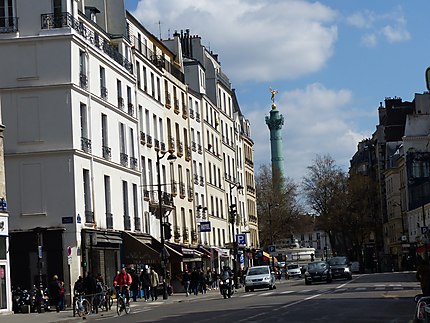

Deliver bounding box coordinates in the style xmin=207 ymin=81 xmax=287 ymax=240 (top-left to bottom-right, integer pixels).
xmin=240 ymin=294 xmax=254 ymax=297
xmin=260 ymin=292 xmax=275 ymax=296
xmin=281 ymin=290 xmax=294 ymax=294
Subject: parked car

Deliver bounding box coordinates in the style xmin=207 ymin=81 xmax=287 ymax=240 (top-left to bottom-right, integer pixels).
xmin=286 ymin=264 xmax=301 ymax=279
xmin=304 ymin=261 xmax=332 ymax=285
xmin=327 ymin=256 xmax=353 ymax=280
xmin=244 ymin=265 xmax=276 ymax=292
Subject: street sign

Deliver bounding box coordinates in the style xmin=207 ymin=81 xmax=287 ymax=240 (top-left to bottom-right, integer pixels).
xmin=67 ymin=246 xmax=72 ymax=257
xmin=268 ymin=245 xmax=276 ymax=253
xmin=422 ymin=226 xmax=429 ymax=235
xmin=200 ymin=221 xmax=211 ymax=232
xmin=62 ymin=216 xmax=73 ymax=224
xmin=236 ymin=234 xmax=246 ymax=245
xmin=38 ymin=246 xmax=42 ymax=259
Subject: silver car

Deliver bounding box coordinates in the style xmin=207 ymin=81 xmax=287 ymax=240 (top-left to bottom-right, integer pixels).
xmin=244 ymin=265 xmax=276 ymax=292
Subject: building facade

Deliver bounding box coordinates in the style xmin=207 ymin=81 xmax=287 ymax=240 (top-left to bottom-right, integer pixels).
xmin=0 ymin=0 xmax=258 ymax=304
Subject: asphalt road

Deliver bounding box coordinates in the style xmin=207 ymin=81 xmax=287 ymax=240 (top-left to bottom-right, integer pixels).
xmin=79 ymin=271 xmax=420 ymax=323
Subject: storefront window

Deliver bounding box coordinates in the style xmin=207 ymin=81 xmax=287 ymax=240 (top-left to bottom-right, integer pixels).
xmin=0 ymin=265 xmax=6 ymax=309
xmin=0 ymin=237 xmax=5 ymax=259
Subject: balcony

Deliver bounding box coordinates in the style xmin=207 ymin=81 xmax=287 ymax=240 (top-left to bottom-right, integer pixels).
xmin=199 ymin=176 xmax=204 ymax=186
xmin=168 ymin=137 xmax=175 ymax=153
xmin=189 ymin=109 xmax=195 ymax=119
xmin=191 ymin=141 xmax=197 ymax=152
xmin=79 ymin=73 xmax=88 ymax=89
xmin=196 ymin=112 xmax=200 ymax=122
xmin=177 ymin=142 xmax=183 ymax=157
xmin=182 ymin=228 xmax=189 ymax=243
xmin=117 ymin=97 xmax=124 ymax=110
xmin=194 ymin=174 xmax=199 ymax=185
xmin=140 ymin=131 xmax=146 ymax=145
xmin=106 ymin=212 xmax=113 ymax=229
xmin=154 ymin=139 xmax=160 ymax=151
xmin=174 ymin=99 xmax=180 ymax=114
xmin=130 ymin=157 xmax=138 ymax=170
xmin=165 ymin=93 xmax=171 ymax=108
xmin=120 ymin=153 xmax=128 ymax=167
xmin=171 ymin=182 xmax=177 ymax=196
xmin=127 ymin=102 xmax=134 ymax=116
xmin=249 ymin=215 xmax=258 ymax=224
xmin=182 ymin=104 xmax=188 ymax=119
xmin=0 ymin=17 xmax=18 ymax=33
xmin=185 ymin=146 xmax=191 ymax=161
xmin=124 ymin=215 xmax=131 ymax=231
xmin=179 ymin=182 xmax=186 ymax=198
xmin=102 ymin=146 xmax=111 ymax=160
xmin=197 ymin=144 xmax=202 ymax=154
xmin=41 ymin=12 xmax=133 ymax=73
xmin=145 ymin=135 xmax=152 ymax=147
xmin=188 ymin=187 xmax=194 ymax=201
xmin=101 ymin=86 xmax=108 ymax=100
xmin=81 ymin=137 xmax=91 ymax=153
xmin=160 ymin=142 xmax=166 ymax=152
xmin=85 ymin=210 xmax=94 ymax=224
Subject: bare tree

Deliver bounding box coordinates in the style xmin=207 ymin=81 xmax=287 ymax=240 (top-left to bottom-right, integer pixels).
xmin=256 ymin=164 xmax=303 ymax=249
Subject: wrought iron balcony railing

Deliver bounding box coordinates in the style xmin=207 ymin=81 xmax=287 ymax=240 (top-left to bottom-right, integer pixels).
xmin=160 ymin=142 xmax=166 ymax=152
xmin=140 ymin=131 xmax=146 ymax=144
xmin=134 ymin=217 xmax=141 ymax=231
xmin=130 ymin=157 xmax=138 ymax=170
xmin=128 ymin=102 xmax=134 ymax=116
xmin=79 ymin=73 xmax=88 ymax=89
xmin=189 ymin=109 xmax=194 ymax=119
xmin=146 ymin=134 xmax=152 ymax=147
xmin=118 ymin=97 xmax=124 ymax=110
xmin=120 ymin=153 xmax=128 ymax=167
xmin=154 ymin=139 xmax=160 ymax=151
xmin=101 ymin=86 xmax=108 ymax=99
xmin=81 ymin=137 xmax=91 ymax=153
xmin=194 ymin=174 xmax=199 ymax=184
xmin=124 ymin=215 xmax=131 ymax=230
xmin=41 ymin=12 xmax=133 ymax=73
xmin=195 ymin=112 xmax=201 ymax=122
xmin=102 ymin=146 xmax=111 ymax=160
xmin=191 ymin=141 xmax=197 ymax=152
xmin=197 ymin=144 xmax=202 ymax=154
xmin=0 ymin=17 xmax=18 ymax=33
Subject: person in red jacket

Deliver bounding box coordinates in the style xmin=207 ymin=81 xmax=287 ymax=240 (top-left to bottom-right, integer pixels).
xmin=114 ymin=268 xmax=132 ymax=304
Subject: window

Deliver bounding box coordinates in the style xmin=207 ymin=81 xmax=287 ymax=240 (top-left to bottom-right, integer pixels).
xmin=119 ymin=123 xmax=126 ymax=154
xmin=100 ymin=66 xmax=107 ymax=98
xmin=104 ymin=175 xmax=112 ymax=229
xmin=150 ymin=72 xmax=155 ymax=97
xmin=133 ymin=184 xmax=140 ymax=231
xmin=136 ymin=61 xmax=141 ymax=89
xmin=101 ymin=114 xmax=108 ymax=147
xmin=80 ymin=103 xmax=88 ymax=139
xmin=79 ymin=50 xmax=87 ymax=88
xmin=83 ymin=169 xmax=93 ymax=223
xmin=156 ymin=77 xmax=161 ymax=101
xmin=142 ymin=66 xmax=147 ymax=92
xmin=123 ymin=181 xmax=130 ymax=230
xmin=0 ymin=0 xmax=15 ymax=31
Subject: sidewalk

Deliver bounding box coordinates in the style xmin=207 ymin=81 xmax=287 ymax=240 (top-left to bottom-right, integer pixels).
xmin=0 ymin=279 xmax=295 ymax=323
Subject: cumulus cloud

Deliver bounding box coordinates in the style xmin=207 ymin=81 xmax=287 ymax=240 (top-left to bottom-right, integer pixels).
xmin=346 ymin=6 xmax=410 ymax=46
xmin=246 ymin=84 xmax=367 ymax=183
xmin=131 ymin=0 xmax=338 ymax=83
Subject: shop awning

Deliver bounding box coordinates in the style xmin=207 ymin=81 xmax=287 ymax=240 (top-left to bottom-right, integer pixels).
xmin=212 ymin=247 xmax=230 ymax=257
xmin=122 ymin=232 xmax=160 ymax=264
xmin=416 ymin=245 xmax=429 ymax=253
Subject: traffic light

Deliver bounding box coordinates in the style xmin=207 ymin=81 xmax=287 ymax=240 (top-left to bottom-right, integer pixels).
xmin=163 ymin=222 xmax=172 ymax=240
xmin=229 ymin=204 xmax=237 ymax=223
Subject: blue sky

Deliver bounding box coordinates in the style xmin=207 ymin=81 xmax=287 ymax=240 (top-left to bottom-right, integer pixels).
xmin=125 ymin=0 xmax=430 ymax=184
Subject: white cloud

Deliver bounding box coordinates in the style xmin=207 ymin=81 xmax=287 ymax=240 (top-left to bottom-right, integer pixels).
xmin=131 ymin=0 xmax=338 ymax=83
xmin=346 ymin=7 xmax=410 ymax=46
xmin=247 ymin=84 xmax=369 ymax=183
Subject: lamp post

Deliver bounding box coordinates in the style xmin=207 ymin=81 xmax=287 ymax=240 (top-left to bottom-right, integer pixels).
xmin=268 ymin=203 xmax=278 ymax=270
xmin=157 ymin=150 xmax=176 ymax=300
xmin=229 ymin=182 xmax=243 ymax=289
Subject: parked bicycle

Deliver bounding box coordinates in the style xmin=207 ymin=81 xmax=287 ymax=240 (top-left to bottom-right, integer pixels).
xmin=73 ymin=292 xmax=91 ymax=317
xmin=98 ymin=285 xmax=113 ymax=311
xmin=116 ymin=285 xmax=130 ymax=316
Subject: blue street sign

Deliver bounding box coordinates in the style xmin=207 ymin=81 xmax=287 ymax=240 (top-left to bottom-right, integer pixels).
xmin=257 ymin=250 xmax=263 ymax=257
xmin=422 ymin=226 xmax=429 ymax=235
xmin=236 ymin=234 xmax=246 ymax=245
xmin=200 ymin=221 xmax=211 ymax=232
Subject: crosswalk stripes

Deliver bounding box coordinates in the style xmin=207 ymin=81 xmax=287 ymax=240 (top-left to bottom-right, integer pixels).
xmin=281 ymin=291 xmax=294 ymax=294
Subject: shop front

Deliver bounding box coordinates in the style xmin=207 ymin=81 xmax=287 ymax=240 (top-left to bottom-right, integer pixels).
xmin=122 ymin=232 xmax=160 ymax=272
xmin=0 ymin=213 xmax=11 ymax=313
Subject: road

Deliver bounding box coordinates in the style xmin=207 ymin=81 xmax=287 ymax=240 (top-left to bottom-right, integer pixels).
xmin=81 ymin=271 xmax=420 ymax=323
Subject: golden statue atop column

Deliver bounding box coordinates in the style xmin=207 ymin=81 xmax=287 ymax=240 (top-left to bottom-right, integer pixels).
xmin=269 ymin=87 xmax=278 ymax=109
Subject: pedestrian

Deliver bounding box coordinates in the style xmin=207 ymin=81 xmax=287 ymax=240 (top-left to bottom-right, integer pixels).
xmin=130 ymin=269 xmax=140 ymax=302
xmin=212 ymin=270 xmax=219 ymax=289
xmin=149 ymin=267 xmax=159 ymax=301
xmin=73 ymin=276 xmax=84 ymax=296
xmin=205 ymin=269 xmax=212 ymax=291
xmin=416 ymin=259 xmax=430 ymax=296
xmin=190 ymin=268 xmax=199 ymax=295
xmin=140 ymin=268 xmax=151 ymax=302
xmin=182 ymin=270 xmax=191 ymax=296
xmin=199 ymin=269 xmax=207 ymax=294
xmin=58 ymin=281 xmax=65 ymax=310
xmin=48 ymin=275 xmax=62 ymax=312
xmin=113 ymin=268 xmax=132 ymax=304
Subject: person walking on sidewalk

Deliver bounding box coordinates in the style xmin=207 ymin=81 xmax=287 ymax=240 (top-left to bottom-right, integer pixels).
xmin=149 ymin=267 xmax=159 ymax=301
xmin=130 ymin=269 xmax=140 ymax=302
xmin=182 ymin=270 xmax=191 ymax=296
xmin=49 ymin=275 xmax=62 ymax=312
xmin=140 ymin=268 xmax=151 ymax=302
xmin=212 ymin=270 xmax=219 ymax=289
xmin=190 ymin=268 xmax=199 ymax=296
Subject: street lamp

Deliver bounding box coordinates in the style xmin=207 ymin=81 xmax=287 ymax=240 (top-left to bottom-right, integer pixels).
xmin=229 ymin=182 xmax=243 ymax=289
xmin=157 ymin=150 xmax=176 ymax=300
xmin=268 ymin=203 xmax=279 ymax=270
